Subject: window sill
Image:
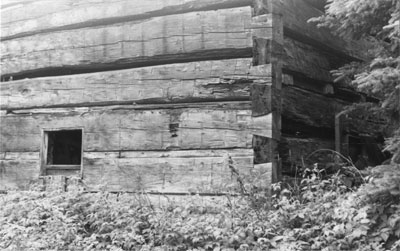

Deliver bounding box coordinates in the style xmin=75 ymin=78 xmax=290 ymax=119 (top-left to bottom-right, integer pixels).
xmin=45 ymin=165 xmax=81 ymax=170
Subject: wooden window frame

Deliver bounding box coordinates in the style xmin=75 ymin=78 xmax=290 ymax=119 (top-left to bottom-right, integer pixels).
xmin=40 ymin=127 xmax=84 ymax=177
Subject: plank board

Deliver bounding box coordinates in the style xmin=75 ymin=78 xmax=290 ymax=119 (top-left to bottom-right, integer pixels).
xmin=0 ymin=59 xmax=272 ymax=110
xmin=1 ymin=7 xmax=255 ymax=77
xmin=83 ymin=149 xmax=254 ymax=192
xmin=0 ymin=102 xmax=273 ymax=152
xmin=1 ymin=0 xmax=252 ymax=40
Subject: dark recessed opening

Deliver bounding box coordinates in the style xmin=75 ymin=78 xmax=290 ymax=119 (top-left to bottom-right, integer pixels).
xmin=47 ymin=130 xmax=82 ymax=165
xmin=349 ymin=135 xmax=387 ymax=169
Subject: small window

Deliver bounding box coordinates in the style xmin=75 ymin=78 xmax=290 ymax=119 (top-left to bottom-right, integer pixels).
xmin=41 ymin=129 xmax=83 ymax=176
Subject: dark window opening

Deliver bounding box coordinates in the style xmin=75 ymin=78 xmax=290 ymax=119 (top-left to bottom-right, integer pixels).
xmin=46 ymin=130 xmax=82 ymax=165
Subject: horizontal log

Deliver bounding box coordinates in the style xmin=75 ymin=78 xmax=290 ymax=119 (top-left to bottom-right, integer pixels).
xmin=282 ymin=72 xmax=367 ymax=104
xmin=271 ymin=0 xmax=366 ymax=60
xmin=83 ymin=149 xmax=254 ymax=192
xmin=1 ymin=1 xmax=75 ymax=24
xmin=6 ymin=101 xmax=254 ymax=115
xmin=0 ymin=152 xmax=40 ymax=190
xmin=1 ymin=0 xmax=252 ymax=40
xmin=282 ymin=37 xmax=341 ymax=83
xmin=1 ymin=151 xmax=39 ymax=160
xmin=282 ymin=85 xmax=348 ymax=129
xmin=1 ymin=7 xmax=256 ymax=77
xmin=0 ymin=149 xmax=255 ymax=193
xmin=0 ymin=102 xmax=273 ymax=152
xmin=0 ymin=59 xmax=272 ymax=110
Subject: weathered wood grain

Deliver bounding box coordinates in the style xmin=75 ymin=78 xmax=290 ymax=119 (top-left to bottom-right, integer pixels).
xmin=0 ymin=59 xmax=272 ymax=110
xmin=83 ymin=149 xmax=254 ymax=192
xmin=251 ymin=84 xmax=273 ymax=116
xmin=1 ymin=7 xmax=256 ymax=77
xmin=282 ymin=37 xmax=339 ymax=83
xmin=0 ymin=149 xmax=253 ymax=193
xmin=0 ymin=102 xmax=273 ymax=152
xmin=1 ymin=0 xmax=252 ymax=40
xmin=282 ymin=85 xmax=348 ymax=129
xmin=251 ymin=14 xmax=283 ymax=66
xmin=0 ymin=149 xmax=255 ymax=193
xmin=0 ymin=152 xmax=40 ymax=190
xmin=250 ymin=11 xmax=282 ymax=181
xmin=253 ymin=135 xmax=276 ymax=164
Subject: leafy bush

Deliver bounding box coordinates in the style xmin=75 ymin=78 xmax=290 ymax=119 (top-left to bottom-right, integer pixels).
xmin=310 ymin=0 xmax=400 ymax=164
xmin=1 ymin=163 xmax=400 ymax=251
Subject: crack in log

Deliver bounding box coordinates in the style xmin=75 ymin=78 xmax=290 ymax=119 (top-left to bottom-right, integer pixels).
xmin=1 ymin=32 xmax=251 ymax=60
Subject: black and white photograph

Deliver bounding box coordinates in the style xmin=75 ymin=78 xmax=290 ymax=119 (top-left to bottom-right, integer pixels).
xmin=0 ymin=0 xmax=399 ymax=250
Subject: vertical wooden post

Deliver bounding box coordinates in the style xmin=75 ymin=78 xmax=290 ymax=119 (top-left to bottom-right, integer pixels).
xmin=40 ymin=130 xmax=48 ymax=176
xmin=335 ymin=111 xmax=349 ymax=157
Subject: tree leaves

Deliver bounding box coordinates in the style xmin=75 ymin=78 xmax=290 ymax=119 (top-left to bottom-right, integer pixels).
xmin=311 ymin=0 xmax=400 ymax=164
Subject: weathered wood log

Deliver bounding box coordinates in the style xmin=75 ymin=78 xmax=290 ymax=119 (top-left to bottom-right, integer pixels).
xmin=1 ymin=0 xmax=252 ymax=40
xmin=250 ymin=84 xmax=278 ymax=117
xmin=0 ymin=102 xmax=273 ymax=152
xmin=253 ymin=135 xmax=275 ymax=163
xmin=0 ymin=152 xmax=40 ymax=190
xmin=0 ymin=149 xmax=254 ymax=193
xmin=1 ymin=0 xmax=75 ymax=24
xmin=2 ymin=75 xmax=253 ymax=108
xmin=282 ymin=85 xmax=349 ymax=129
xmin=0 ymin=59 xmax=274 ymax=110
xmin=83 ymin=149 xmax=254 ymax=192
xmin=1 ymin=7 xmax=256 ymax=77
xmin=250 ymin=11 xmax=283 ymax=181
xmin=282 ymin=37 xmax=343 ymax=83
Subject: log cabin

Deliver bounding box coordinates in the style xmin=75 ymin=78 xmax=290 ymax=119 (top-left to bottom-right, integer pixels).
xmin=0 ymin=0 xmax=382 ymax=193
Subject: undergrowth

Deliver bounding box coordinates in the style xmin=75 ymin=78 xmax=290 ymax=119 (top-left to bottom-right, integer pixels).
xmin=1 ymin=163 xmax=400 ymax=251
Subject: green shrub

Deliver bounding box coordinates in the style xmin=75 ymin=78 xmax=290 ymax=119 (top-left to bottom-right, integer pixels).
xmin=1 ymin=164 xmax=399 ymax=250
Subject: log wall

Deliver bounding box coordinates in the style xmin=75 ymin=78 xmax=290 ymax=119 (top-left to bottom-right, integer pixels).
xmin=266 ymin=0 xmax=367 ymax=175
xmin=0 ymin=59 xmax=267 ymax=110
xmin=1 ymin=7 xmax=254 ymax=77
xmin=0 ymin=0 xmax=363 ymax=191
xmin=0 ymin=0 xmax=280 ymax=193
xmin=1 ymin=103 xmax=273 ymax=152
